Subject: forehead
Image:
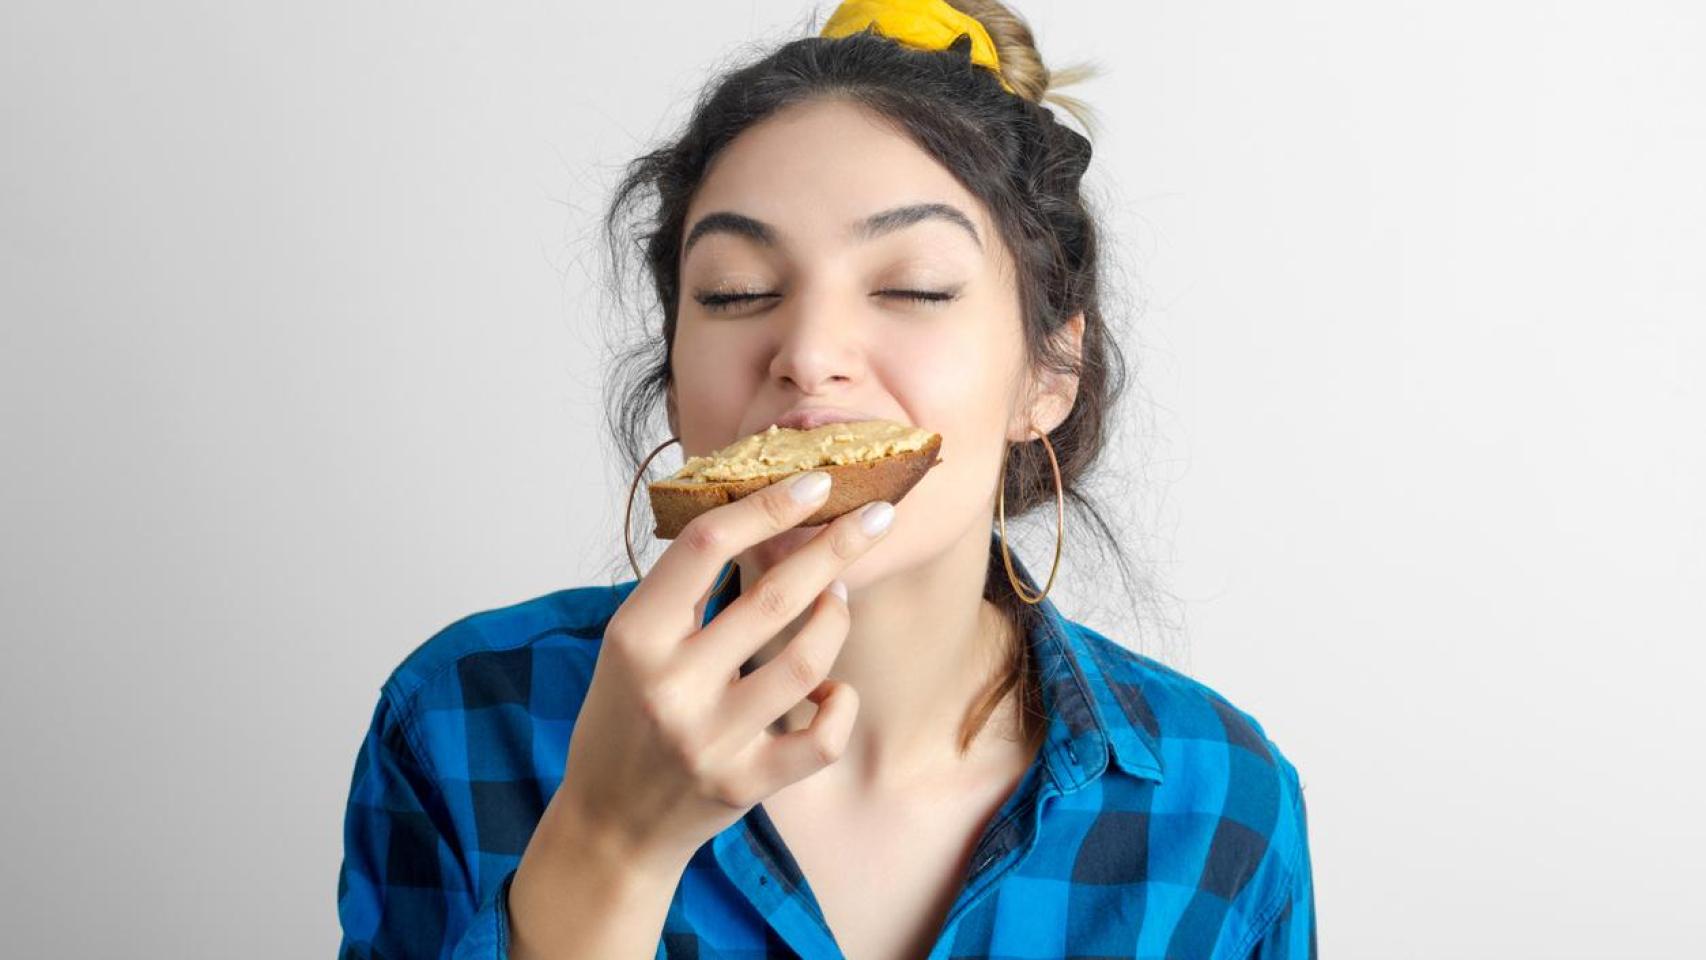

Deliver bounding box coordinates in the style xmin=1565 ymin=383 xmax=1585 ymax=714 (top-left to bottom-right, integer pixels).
xmin=685 ymin=98 xmax=998 ymax=255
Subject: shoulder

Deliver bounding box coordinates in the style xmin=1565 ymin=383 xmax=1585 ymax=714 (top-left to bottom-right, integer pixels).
xmin=1068 ymin=621 xmax=1311 ymax=945
xmin=376 ymin=580 xmax=639 ymax=729
xmin=1072 ymin=620 xmax=1305 ymax=789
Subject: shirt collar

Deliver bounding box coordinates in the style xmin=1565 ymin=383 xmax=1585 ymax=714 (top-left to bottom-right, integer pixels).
xmin=983 ymin=530 xmax=1165 ymax=787
xmin=697 ymin=529 xmax=1164 ymax=789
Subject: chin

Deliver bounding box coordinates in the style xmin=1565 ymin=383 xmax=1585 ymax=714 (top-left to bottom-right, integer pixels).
xmin=750 ymin=521 xmax=875 ymax=574
xmin=749 ymin=524 xmax=818 ymax=561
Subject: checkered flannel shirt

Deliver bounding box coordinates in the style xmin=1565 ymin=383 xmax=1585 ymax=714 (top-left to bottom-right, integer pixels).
xmin=338 ymin=532 xmax=1315 ymax=958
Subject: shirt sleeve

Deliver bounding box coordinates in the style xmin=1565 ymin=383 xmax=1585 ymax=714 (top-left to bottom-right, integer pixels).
xmin=337 ymin=690 xmax=517 ymax=959
xmin=1244 ymin=785 xmax=1317 ymax=960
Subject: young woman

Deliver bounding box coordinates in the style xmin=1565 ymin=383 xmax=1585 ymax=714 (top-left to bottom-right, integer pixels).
xmin=337 ymin=2 xmax=1315 ymax=958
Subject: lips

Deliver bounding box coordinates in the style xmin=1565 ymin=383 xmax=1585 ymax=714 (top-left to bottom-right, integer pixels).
xmin=770 ymin=407 xmax=882 ymax=431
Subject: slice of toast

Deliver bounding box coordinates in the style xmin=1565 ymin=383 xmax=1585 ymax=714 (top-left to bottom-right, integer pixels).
xmin=648 ymin=419 xmax=944 ymax=539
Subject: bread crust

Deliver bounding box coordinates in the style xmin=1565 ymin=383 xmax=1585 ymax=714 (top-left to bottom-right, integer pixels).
xmin=647 ymin=432 xmax=943 ymax=539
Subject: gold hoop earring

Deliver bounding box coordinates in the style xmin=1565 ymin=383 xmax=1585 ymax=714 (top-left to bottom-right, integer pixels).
xmin=625 ymin=435 xmax=736 ymax=598
xmin=996 ymin=424 xmax=1065 ymax=605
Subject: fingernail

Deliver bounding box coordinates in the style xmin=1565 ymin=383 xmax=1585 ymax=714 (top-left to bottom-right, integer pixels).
xmin=789 ymin=471 xmax=831 ymax=503
xmin=860 ymin=501 xmax=894 ymax=536
xmin=828 ymin=579 xmax=847 ymax=601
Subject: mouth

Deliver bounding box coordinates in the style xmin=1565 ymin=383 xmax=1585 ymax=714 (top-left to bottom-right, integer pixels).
xmin=768 ymin=407 xmax=884 ymax=431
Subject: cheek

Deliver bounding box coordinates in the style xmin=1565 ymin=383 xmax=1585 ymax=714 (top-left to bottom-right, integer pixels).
xmin=670 ymin=328 xmax=760 ymax=445
xmin=879 ymin=335 xmax=1015 ymax=525
xmin=882 ymin=323 xmax=1014 ymax=432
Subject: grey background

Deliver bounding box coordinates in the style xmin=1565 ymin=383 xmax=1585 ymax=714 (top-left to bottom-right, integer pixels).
xmin=3 ymin=1 xmax=1703 ymax=956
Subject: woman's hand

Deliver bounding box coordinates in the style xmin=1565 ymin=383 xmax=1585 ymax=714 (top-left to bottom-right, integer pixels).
xmin=546 ymin=470 xmax=892 ymax=876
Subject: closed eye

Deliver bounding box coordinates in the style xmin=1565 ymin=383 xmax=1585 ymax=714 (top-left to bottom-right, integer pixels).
xmin=693 ymin=291 xmax=781 ymax=310
xmin=880 ymin=289 xmax=959 ymax=304
xmin=692 ymin=289 xmax=961 ymax=312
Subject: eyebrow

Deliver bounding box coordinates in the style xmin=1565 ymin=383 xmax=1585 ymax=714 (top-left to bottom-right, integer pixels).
xmin=682 ymin=202 xmax=983 ymax=257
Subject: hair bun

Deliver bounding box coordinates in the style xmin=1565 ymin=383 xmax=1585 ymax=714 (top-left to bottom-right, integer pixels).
xmin=948 ymin=0 xmax=1100 ymax=138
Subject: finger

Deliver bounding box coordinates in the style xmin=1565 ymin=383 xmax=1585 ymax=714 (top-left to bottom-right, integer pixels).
xmin=620 ymin=470 xmax=833 ymax=655
xmin=686 ymin=499 xmax=891 ymax=681
xmin=753 ymin=678 xmax=859 ymax=790
xmin=709 ymin=588 xmax=850 ymax=747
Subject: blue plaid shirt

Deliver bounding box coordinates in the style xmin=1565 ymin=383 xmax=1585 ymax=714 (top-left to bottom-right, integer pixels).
xmin=338 ymin=533 xmax=1316 ymax=958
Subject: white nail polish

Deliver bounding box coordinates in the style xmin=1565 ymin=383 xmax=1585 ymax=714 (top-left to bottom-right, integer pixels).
xmin=790 ymin=471 xmax=831 ymax=503
xmin=860 ymin=501 xmax=894 ymax=536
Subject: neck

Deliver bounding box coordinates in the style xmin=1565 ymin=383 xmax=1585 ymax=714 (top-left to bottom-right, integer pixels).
xmin=737 ymin=523 xmax=1024 ymax=795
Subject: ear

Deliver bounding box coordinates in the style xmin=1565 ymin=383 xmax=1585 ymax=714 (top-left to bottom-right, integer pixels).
xmin=1012 ymin=311 xmax=1086 ymax=440
xmin=665 ymin=380 xmax=681 ymax=439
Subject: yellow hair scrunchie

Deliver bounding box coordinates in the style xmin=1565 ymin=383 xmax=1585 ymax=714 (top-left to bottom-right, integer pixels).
xmin=819 ymin=0 xmax=1017 ymax=95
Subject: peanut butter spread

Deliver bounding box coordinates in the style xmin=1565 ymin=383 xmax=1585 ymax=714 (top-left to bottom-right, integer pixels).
xmin=667 ymin=419 xmax=933 ymax=484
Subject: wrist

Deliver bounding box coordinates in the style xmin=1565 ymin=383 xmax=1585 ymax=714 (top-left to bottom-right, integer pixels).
xmin=530 ymin=795 xmax=690 ymax=895
xmin=508 ymin=804 xmax=688 ymax=960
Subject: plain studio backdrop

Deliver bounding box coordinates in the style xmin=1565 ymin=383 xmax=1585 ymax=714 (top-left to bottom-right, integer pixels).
xmin=3 ymin=1 xmax=1702 ymax=956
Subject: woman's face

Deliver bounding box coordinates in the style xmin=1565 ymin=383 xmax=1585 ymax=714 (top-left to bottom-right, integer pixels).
xmin=667 ymin=97 xmax=1075 ymax=584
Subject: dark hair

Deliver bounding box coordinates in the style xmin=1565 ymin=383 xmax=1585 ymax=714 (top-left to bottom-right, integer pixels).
xmin=596 ymin=1 xmax=1171 ymax=757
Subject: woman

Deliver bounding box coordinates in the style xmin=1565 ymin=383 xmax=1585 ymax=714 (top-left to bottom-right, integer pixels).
xmin=337 ymin=1 xmax=1314 ymax=957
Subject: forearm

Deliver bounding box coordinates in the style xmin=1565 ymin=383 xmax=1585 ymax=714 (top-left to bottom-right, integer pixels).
xmin=507 ymin=803 xmax=688 ymax=960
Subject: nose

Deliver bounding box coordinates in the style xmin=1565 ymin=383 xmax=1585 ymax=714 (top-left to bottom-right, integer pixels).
xmin=766 ymin=283 xmax=862 ymax=393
